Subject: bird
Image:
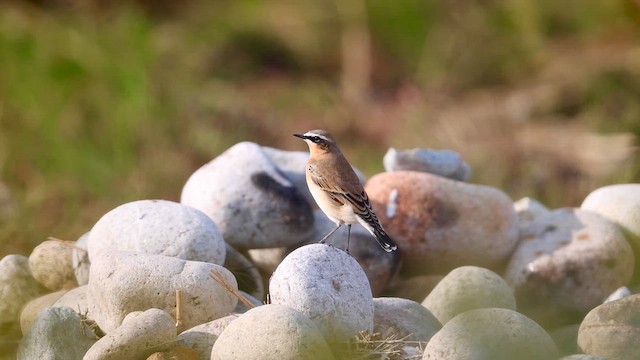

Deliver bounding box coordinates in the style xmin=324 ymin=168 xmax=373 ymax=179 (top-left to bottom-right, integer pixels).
xmin=293 ymin=129 xmax=398 ymax=253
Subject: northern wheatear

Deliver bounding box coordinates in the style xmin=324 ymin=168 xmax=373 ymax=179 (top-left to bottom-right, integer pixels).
xmin=293 ymin=129 xmax=398 ymax=253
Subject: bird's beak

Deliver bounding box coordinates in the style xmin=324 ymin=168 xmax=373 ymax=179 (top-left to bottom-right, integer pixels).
xmin=293 ymin=133 xmax=306 ymax=140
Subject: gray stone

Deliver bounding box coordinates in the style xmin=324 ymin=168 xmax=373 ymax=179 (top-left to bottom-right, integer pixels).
xmin=0 ymin=255 xmax=46 ymax=329
xmin=72 ymin=232 xmax=90 ymax=286
xmin=504 ymin=208 xmax=634 ymax=325
xmin=19 ymin=290 xmax=67 ymax=335
xmin=211 ymin=304 xmax=333 ymax=360
xmin=365 ymin=171 xmax=519 ymax=275
xmin=422 ymin=308 xmax=558 ymax=360
xmin=373 ymin=297 xmax=441 ymax=342
xmin=87 ymin=251 xmax=237 ymax=333
xmin=88 ymin=199 xmax=225 ymax=265
xmin=577 ymin=294 xmax=640 ymax=360
xmin=423 ymin=266 xmax=516 ymax=324
xmin=181 ymin=142 xmax=314 ymax=249
xmin=269 ymin=244 xmax=374 ymax=342
xmin=29 ymin=240 xmax=78 ymax=291
xmin=17 ymin=306 xmax=97 ymax=360
xmin=84 ymin=308 xmax=176 ymax=360
xmin=178 ymin=314 xmax=239 ymax=360
xmin=383 ymin=147 xmax=471 ymax=181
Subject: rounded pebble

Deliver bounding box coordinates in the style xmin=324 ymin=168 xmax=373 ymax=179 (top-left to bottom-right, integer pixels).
xmin=422 ymin=266 xmax=516 ymax=324
xmin=17 ymin=306 xmax=97 ymax=360
xmin=581 ymin=184 xmax=640 ymax=247
xmin=504 ymin=208 xmax=634 ymax=325
xmin=373 ymin=297 xmax=441 ymax=342
xmin=181 ymin=142 xmax=314 ymax=249
xmin=28 ymin=240 xmax=78 ymax=291
xmin=422 ymin=308 xmax=558 ymax=360
xmin=84 ymin=308 xmax=176 ymax=360
xmin=87 ymin=251 xmax=237 ymax=333
xmin=178 ymin=314 xmax=239 ymax=360
xmin=365 ymin=171 xmax=519 ymax=275
xmin=88 ymin=199 xmax=226 ymax=264
xmin=577 ymin=294 xmax=640 ymax=360
xmin=383 ymin=147 xmax=471 ymax=181
xmin=0 ymin=255 xmax=46 ymax=330
xmin=269 ymin=244 xmax=374 ymax=342
xmin=211 ymin=304 xmax=333 ymax=360
xmin=19 ymin=290 xmax=67 ymax=335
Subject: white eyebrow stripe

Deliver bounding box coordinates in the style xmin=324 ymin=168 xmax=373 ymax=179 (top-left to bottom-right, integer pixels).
xmin=304 ymin=132 xmax=330 ymax=142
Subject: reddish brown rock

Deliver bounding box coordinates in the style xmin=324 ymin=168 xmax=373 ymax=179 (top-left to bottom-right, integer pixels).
xmin=365 ymin=171 xmax=518 ymax=275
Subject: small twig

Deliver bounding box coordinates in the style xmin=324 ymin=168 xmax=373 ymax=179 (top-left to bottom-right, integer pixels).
xmin=209 ymin=269 xmax=255 ymax=310
xmin=175 ymin=290 xmax=185 ymax=333
xmin=48 ymin=237 xmax=88 ymax=252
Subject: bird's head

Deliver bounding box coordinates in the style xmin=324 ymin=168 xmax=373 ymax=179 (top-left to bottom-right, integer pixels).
xmin=293 ymin=129 xmax=337 ymax=153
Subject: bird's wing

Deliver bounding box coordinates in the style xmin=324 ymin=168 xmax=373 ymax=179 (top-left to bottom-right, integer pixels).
xmin=308 ymin=167 xmax=373 ymax=218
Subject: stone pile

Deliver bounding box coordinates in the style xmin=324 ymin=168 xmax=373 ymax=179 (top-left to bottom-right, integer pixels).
xmin=1 ymin=142 xmax=638 ymax=359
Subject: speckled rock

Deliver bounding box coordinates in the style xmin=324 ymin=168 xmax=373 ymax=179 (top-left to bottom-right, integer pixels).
xmin=28 ymin=240 xmax=78 ymax=291
xmin=72 ymin=232 xmax=90 ymax=286
xmin=581 ymin=184 xmax=640 ymax=247
xmin=504 ymin=208 xmax=634 ymax=325
xmin=181 ymin=142 xmax=314 ymax=249
xmin=17 ymin=306 xmax=97 ymax=360
xmin=269 ymin=244 xmax=374 ymax=342
xmin=422 ymin=266 xmax=516 ymax=324
xmin=383 ymin=147 xmax=471 ymax=181
xmin=87 ymin=251 xmax=237 ymax=333
xmin=84 ymin=308 xmax=176 ymax=360
xmin=211 ymin=304 xmax=333 ymax=360
xmin=88 ymin=199 xmax=225 ymax=265
xmin=373 ymin=297 xmax=441 ymax=342
xmin=0 ymin=255 xmax=46 ymax=330
xmin=309 ymin=209 xmax=401 ymax=296
xmin=19 ymin=290 xmax=67 ymax=335
xmin=422 ymin=308 xmax=558 ymax=360
xmin=365 ymin=171 xmax=518 ymax=275
xmin=577 ymin=294 xmax=640 ymax=360
xmin=178 ymin=314 xmax=240 ymax=360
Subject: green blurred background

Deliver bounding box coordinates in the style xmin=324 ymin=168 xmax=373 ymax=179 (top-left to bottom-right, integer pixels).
xmin=0 ymin=0 xmax=639 ymax=257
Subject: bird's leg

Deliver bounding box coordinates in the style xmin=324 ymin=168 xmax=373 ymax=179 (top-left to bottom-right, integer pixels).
xmin=319 ymin=223 xmax=341 ymax=244
xmin=345 ymin=224 xmax=351 ymax=254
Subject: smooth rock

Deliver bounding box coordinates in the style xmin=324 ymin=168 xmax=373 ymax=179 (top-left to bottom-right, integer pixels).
xmin=365 ymin=171 xmax=518 ymax=274
xmin=84 ymin=308 xmax=176 ymax=360
xmin=373 ymin=297 xmax=440 ymax=342
xmin=72 ymin=232 xmax=90 ymax=286
xmin=211 ymin=304 xmax=333 ymax=360
xmin=223 ymin=244 xmax=264 ymax=301
xmin=604 ymin=286 xmax=632 ymax=303
xmin=514 ymin=197 xmax=550 ymax=237
xmin=422 ymin=308 xmax=558 ymax=360
xmin=581 ymin=184 xmax=640 ymax=247
xmin=181 ymin=142 xmax=314 ymax=249
xmin=422 ymin=266 xmax=516 ymax=324
xmin=0 ymin=255 xmax=46 ymax=329
xmin=269 ymin=244 xmax=374 ymax=342
xmin=504 ymin=208 xmax=634 ymax=325
xmin=88 ymin=199 xmax=225 ymax=264
xmin=577 ymin=294 xmax=640 ymax=360
xmin=383 ymin=147 xmax=471 ymax=181
xmin=310 ymin=209 xmax=401 ymax=296
xmin=19 ymin=290 xmax=67 ymax=335
xmin=28 ymin=240 xmax=78 ymax=291
xmin=87 ymin=251 xmax=237 ymax=333
xmin=17 ymin=306 xmax=97 ymax=360
xmin=178 ymin=314 xmax=239 ymax=360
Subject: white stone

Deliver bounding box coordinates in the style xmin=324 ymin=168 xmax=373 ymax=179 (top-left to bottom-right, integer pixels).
xmin=29 ymin=240 xmax=78 ymax=291
xmin=211 ymin=304 xmax=333 ymax=360
xmin=181 ymin=142 xmax=314 ymax=250
xmin=87 ymin=251 xmax=237 ymax=333
xmin=88 ymin=199 xmax=225 ymax=264
xmin=373 ymin=297 xmax=441 ymax=342
xmin=84 ymin=308 xmax=176 ymax=360
xmin=178 ymin=314 xmax=239 ymax=360
xmin=422 ymin=266 xmax=516 ymax=324
xmin=269 ymin=244 xmax=374 ymax=342
xmin=0 ymin=255 xmax=45 ymax=329
xmin=72 ymin=232 xmax=90 ymax=286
